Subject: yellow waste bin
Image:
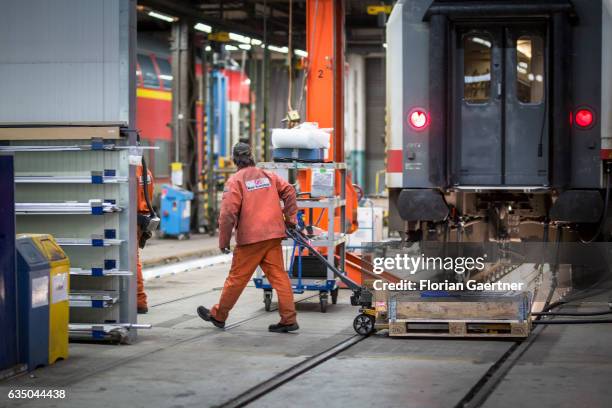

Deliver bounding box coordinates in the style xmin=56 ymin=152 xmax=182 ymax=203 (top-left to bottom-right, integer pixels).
xmin=28 ymin=234 xmax=70 ymax=364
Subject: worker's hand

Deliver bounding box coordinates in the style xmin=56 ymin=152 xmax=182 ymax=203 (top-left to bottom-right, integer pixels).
xmin=220 ymin=247 xmax=231 ymax=254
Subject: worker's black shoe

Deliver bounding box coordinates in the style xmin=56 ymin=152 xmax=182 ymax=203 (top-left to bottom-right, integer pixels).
xmin=197 ymin=306 xmax=225 ymax=329
xmin=268 ymin=322 xmax=299 ymax=333
xmin=137 ymin=306 xmax=148 ymax=314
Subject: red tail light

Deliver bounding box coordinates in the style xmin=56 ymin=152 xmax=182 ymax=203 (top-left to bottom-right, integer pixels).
xmin=575 ymin=107 xmax=595 ymax=129
xmin=408 ymin=108 xmax=429 ymax=130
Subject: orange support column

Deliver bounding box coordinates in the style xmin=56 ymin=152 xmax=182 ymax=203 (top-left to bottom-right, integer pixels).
xmin=306 ymin=0 xmax=345 ymax=162
xmin=302 ymin=0 xmax=356 ymax=236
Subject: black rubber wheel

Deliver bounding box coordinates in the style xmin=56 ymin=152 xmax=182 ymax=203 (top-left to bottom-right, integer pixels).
xmin=330 ymin=288 xmax=339 ymax=305
xmin=264 ymin=291 xmax=272 ymax=312
xmin=319 ymin=295 xmax=328 ymax=313
xmin=353 ymin=313 xmax=376 ymax=336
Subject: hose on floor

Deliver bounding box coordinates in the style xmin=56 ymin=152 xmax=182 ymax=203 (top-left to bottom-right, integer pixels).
xmin=533 ymin=310 xmax=612 ymax=317
xmin=533 ymin=319 xmax=612 ymax=325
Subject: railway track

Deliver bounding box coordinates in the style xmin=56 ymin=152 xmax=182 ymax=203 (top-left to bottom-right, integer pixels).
xmin=6 ymin=256 xmax=565 ymax=408
xmin=213 ymin=325 xmax=543 ymax=408
xmin=214 ymin=262 xmax=551 ymax=408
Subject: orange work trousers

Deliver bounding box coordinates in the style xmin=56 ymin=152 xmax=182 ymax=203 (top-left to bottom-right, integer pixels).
xmin=137 ymin=248 xmax=148 ymax=308
xmin=212 ymin=238 xmax=297 ymax=325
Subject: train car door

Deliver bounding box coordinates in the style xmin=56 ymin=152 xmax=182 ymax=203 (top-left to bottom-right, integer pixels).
xmin=452 ymin=24 xmax=548 ymax=186
xmin=504 ymin=26 xmax=548 ymax=185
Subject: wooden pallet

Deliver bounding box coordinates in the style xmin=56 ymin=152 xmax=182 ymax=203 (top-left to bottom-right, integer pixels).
xmin=388 ymin=319 xmax=531 ymax=338
xmin=389 ymin=291 xmax=531 ymax=321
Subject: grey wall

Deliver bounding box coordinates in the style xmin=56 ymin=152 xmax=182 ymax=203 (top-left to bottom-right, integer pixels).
xmin=0 ymin=0 xmax=132 ymax=124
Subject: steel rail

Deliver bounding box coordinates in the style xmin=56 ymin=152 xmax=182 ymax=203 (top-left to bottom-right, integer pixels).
xmin=216 ymin=335 xmax=366 ymax=408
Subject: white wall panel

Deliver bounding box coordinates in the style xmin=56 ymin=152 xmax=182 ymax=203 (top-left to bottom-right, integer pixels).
xmin=0 ymin=0 xmax=130 ymax=124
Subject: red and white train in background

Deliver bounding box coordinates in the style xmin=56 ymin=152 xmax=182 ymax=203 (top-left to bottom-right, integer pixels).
xmin=135 ymin=48 xmax=252 ymax=185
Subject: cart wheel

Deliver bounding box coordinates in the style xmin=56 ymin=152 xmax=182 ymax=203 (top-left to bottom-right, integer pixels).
xmin=177 ymin=233 xmax=187 ymax=241
xmin=353 ymin=314 xmax=376 ymax=336
xmin=331 ymin=288 xmax=339 ymax=305
xmin=157 ymin=230 xmax=165 ymax=239
xmin=319 ymin=292 xmax=328 ymax=313
xmin=185 ymin=233 xmax=191 ymax=240
xmin=264 ymin=291 xmax=273 ymax=312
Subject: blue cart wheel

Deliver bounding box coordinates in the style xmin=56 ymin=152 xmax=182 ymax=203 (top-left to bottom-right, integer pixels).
xmin=319 ymin=292 xmax=328 ymax=313
xmin=264 ymin=290 xmax=273 ymax=312
xmin=331 ymin=288 xmax=339 ymax=305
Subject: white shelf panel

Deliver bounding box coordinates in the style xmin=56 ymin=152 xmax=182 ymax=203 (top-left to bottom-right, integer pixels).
xmin=15 ymin=175 xmax=127 ymax=184
xmin=258 ymin=162 xmax=347 ymax=170
xmin=16 ymin=201 xmax=121 ymax=215
xmin=57 ymin=238 xmax=123 ymax=247
xmin=70 ymin=268 xmax=132 ymax=277
xmin=296 ymin=197 xmax=346 ymax=209
xmin=69 ymin=291 xmax=119 ymax=308
xmin=282 ymin=233 xmax=347 ymax=248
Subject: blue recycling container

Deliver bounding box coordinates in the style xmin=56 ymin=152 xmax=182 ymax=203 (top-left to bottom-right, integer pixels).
xmin=160 ymin=184 xmax=194 ymax=238
xmin=16 ymin=236 xmax=50 ymax=371
xmin=0 ymin=154 xmax=21 ymax=376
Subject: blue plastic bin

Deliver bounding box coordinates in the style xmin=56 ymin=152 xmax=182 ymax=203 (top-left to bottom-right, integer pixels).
xmin=160 ymin=184 xmax=194 ymax=239
xmin=16 ymin=236 xmax=50 ymax=371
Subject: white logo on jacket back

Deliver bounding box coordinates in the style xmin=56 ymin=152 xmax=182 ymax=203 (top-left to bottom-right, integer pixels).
xmin=245 ymin=177 xmax=271 ymax=191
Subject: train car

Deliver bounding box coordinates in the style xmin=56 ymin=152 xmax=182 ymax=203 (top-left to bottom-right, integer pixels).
xmin=386 ymin=0 xmax=612 ymax=244
xmin=136 ymin=48 xmax=251 ymax=187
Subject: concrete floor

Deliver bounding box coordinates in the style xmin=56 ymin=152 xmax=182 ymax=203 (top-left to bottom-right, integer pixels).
xmin=142 ymin=233 xmax=219 ymax=267
xmin=2 ymin=257 xmax=612 ymax=408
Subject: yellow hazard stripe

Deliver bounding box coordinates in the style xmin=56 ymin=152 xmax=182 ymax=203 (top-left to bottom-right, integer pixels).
xmin=137 ymin=88 xmax=205 ymax=105
xmin=137 ymin=88 xmax=172 ymax=101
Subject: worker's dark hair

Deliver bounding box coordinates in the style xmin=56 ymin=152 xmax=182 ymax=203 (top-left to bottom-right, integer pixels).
xmin=232 ymin=142 xmax=255 ymax=169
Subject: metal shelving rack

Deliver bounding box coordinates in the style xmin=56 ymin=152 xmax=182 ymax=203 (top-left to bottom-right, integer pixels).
xmin=2 ymin=128 xmax=139 ymax=342
xmin=254 ymin=162 xmax=348 ymax=312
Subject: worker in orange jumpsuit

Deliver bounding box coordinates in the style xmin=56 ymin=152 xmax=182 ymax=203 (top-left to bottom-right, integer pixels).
xmin=197 ymin=142 xmax=299 ymax=332
xmin=136 ymin=163 xmax=154 ymax=314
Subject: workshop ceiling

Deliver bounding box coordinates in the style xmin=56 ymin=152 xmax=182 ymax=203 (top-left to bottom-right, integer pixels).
xmin=138 ymin=0 xmax=390 ymax=51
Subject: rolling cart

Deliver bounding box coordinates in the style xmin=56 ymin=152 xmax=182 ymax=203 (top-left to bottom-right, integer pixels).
xmin=253 ymin=162 xmax=348 ymax=313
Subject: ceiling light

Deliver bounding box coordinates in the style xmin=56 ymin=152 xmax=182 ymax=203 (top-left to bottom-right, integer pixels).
xmin=268 ymin=45 xmax=288 ymax=54
xmin=251 ymin=39 xmax=262 ymax=46
xmin=239 ymin=44 xmax=251 ymax=50
xmin=205 ymin=45 xmax=212 ymax=52
xmin=295 ymin=49 xmax=308 ymax=57
xmin=225 ymin=45 xmax=238 ymax=51
xmin=194 ymin=23 xmax=212 ymax=33
xmin=148 ymin=11 xmax=175 ymax=23
xmin=229 ymin=32 xmax=251 ymax=44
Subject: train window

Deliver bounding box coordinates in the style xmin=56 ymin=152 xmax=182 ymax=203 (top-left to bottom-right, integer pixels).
xmin=137 ymin=54 xmax=160 ymax=89
xmin=156 ymin=58 xmax=173 ymax=91
xmin=463 ymin=34 xmax=492 ymax=103
xmin=516 ymin=36 xmax=544 ymax=104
